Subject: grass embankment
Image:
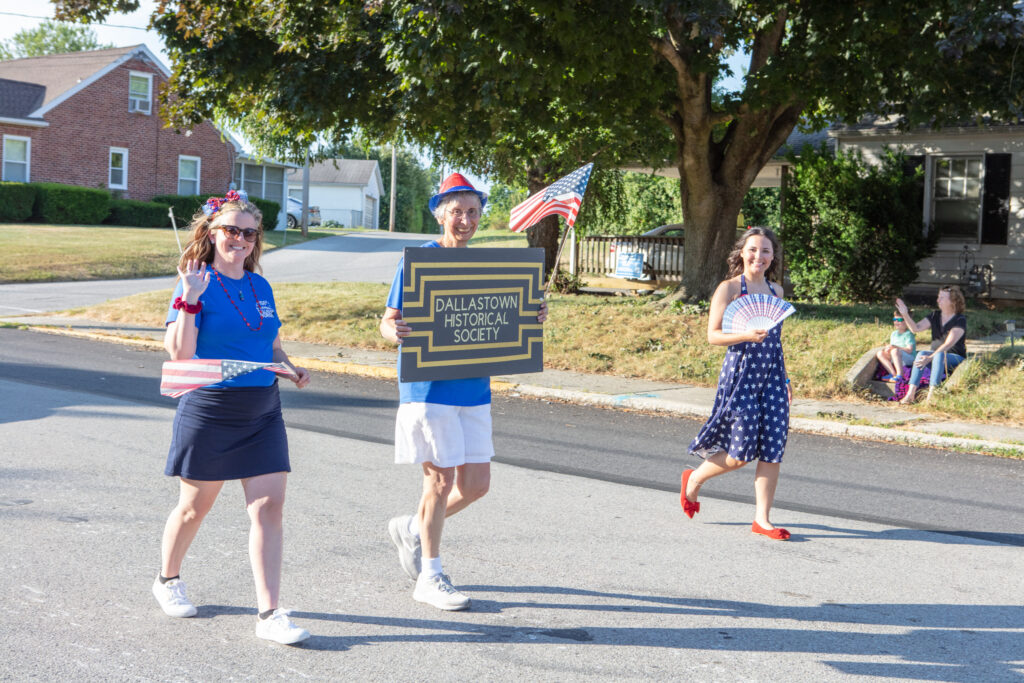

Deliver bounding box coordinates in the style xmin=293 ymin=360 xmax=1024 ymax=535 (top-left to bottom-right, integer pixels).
xmin=0 ymin=225 xmax=341 ymax=283
xmin=70 ymin=285 xmax=1024 ymax=425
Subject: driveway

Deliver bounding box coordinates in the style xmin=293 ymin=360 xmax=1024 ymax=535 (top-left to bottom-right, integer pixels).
xmin=0 ymin=231 xmax=436 ymax=315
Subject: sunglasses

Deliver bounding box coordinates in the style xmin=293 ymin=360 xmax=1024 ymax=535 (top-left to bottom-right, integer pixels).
xmin=893 ymin=317 xmax=904 ymax=322
xmin=216 ymin=225 xmax=260 ymax=242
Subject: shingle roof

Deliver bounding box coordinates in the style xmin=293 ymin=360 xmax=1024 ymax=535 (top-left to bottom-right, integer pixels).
xmin=287 ymin=159 xmax=380 ymax=186
xmin=0 ymin=78 xmax=45 ymax=118
xmin=773 ymin=126 xmax=833 ymax=157
xmin=0 ymin=45 xmax=152 ymax=114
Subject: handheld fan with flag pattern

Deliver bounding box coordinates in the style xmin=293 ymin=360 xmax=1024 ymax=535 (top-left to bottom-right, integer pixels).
xmin=160 ymin=359 xmax=297 ymax=398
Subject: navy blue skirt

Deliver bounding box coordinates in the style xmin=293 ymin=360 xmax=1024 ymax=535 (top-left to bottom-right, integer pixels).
xmin=166 ymin=382 xmax=290 ymax=481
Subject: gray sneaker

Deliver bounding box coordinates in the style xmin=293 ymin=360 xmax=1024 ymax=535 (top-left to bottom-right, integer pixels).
xmin=152 ymin=577 xmax=197 ymax=618
xmin=388 ymin=515 xmax=422 ymax=580
xmin=413 ymin=572 xmax=470 ymax=611
xmin=255 ymin=608 xmax=310 ymax=645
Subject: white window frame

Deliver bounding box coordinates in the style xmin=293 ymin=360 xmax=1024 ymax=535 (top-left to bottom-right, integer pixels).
xmin=128 ymin=71 xmax=153 ymax=115
xmin=2 ymin=134 xmax=31 ymax=182
xmin=108 ymin=147 xmax=128 ymax=190
xmin=235 ymin=162 xmax=282 ymax=200
xmin=926 ymin=154 xmax=985 ymax=243
xmin=178 ymin=155 xmax=201 ymax=196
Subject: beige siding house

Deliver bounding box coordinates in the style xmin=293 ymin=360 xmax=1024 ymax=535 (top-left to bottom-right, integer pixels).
xmin=831 ymin=119 xmax=1022 ymax=301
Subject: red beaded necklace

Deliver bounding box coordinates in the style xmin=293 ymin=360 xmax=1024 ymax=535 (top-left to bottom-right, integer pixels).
xmin=212 ymin=268 xmax=264 ymax=331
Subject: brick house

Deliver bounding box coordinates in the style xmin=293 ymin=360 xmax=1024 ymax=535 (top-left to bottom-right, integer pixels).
xmin=0 ymin=45 xmax=235 ymax=203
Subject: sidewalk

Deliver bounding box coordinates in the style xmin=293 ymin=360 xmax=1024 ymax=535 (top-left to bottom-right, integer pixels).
xmin=6 ymin=313 xmax=1023 ymax=457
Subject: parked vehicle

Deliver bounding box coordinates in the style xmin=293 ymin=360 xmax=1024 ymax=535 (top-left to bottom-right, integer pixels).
xmin=286 ymin=196 xmax=322 ymax=229
xmin=607 ymin=223 xmax=685 ymax=280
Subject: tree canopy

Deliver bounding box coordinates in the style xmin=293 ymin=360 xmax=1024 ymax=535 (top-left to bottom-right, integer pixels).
xmin=56 ymin=0 xmax=1024 ymax=297
xmin=0 ymin=19 xmax=112 ymax=60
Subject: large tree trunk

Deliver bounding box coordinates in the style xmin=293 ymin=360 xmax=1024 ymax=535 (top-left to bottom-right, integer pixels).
xmin=524 ymin=166 xmax=561 ymax=278
xmin=651 ymin=9 xmax=801 ymax=305
xmin=525 ymin=214 xmax=561 ymax=277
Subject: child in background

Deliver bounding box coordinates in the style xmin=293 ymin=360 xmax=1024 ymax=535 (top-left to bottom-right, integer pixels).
xmin=875 ymin=311 xmax=917 ymax=380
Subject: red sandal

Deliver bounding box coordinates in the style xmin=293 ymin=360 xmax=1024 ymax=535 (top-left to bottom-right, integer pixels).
xmin=680 ymin=469 xmax=700 ymax=518
xmin=751 ymin=521 xmax=790 ymax=540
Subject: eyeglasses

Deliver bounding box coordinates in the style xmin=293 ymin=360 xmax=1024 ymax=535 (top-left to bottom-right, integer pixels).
xmin=446 ymin=208 xmax=480 ymax=220
xmin=893 ymin=317 xmax=904 ymax=322
xmin=216 ymin=225 xmax=260 ymax=242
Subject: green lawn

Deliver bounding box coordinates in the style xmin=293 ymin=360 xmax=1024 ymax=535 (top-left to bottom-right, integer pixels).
xmin=0 ymin=224 xmax=339 ymax=283
xmin=70 ymin=284 xmax=1024 ymax=425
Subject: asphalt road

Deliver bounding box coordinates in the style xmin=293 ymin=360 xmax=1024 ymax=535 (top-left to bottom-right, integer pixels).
xmin=0 ymin=231 xmax=434 ymax=315
xmin=3 ymin=327 xmax=1021 ymax=547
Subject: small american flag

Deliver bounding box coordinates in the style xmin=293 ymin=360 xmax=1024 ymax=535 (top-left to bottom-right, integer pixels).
xmin=160 ymin=359 xmax=295 ymax=398
xmin=508 ymin=163 xmax=593 ymax=233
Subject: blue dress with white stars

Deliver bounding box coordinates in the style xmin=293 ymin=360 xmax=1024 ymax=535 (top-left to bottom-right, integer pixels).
xmin=688 ymin=275 xmax=789 ymax=464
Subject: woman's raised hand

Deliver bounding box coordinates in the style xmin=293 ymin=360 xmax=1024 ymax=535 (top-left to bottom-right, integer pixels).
xmin=177 ymin=259 xmax=210 ymax=302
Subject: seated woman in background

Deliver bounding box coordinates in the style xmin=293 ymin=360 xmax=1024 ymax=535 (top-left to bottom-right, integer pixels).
xmin=894 ymin=286 xmax=967 ymax=404
xmin=875 ymin=310 xmax=917 ymax=380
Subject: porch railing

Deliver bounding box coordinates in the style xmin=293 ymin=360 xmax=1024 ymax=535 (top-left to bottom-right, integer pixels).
xmin=574 ymin=235 xmax=685 ymax=281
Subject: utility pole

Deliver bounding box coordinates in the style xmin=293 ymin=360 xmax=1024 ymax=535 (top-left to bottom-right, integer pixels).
xmin=388 ymin=143 xmax=397 ymax=232
xmin=301 ymin=150 xmax=311 ymax=238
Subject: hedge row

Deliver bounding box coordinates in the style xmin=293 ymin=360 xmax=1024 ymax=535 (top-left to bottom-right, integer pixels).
xmin=153 ymin=194 xmax=281 ymax=230
xmin=0 ymin=184 xmax=281 ymax=229
xmin=0 ymin=182 xmax=36 ymax=221
xmin=106 ymin=199 xmax=172 ymax=228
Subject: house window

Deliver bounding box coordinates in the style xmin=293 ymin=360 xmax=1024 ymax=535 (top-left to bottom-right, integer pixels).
xmin=109 ymin=147 xmax=128 ymax=189
xmin=233 ymin=162 xmax=285 ymax=200
xmin=932 ymin=156 xmax=983 ymax=240
xmin=178 ymin=156 xmax=200 ymax=195
xmin=2 ymin=135 xmax=30 ymax=182
xmin=128 ymin=71 xmax=153 ymax=115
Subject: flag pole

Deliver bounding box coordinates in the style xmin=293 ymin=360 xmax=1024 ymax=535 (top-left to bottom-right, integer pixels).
xmin=168 ymin=207 xmax=183 ymax=254
xmin=543 ymin=221 xmax=573 ymax=298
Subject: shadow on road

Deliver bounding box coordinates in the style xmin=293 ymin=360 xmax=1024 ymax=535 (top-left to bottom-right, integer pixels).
xmin=280 ymin=588 xmax=1022 ymax=679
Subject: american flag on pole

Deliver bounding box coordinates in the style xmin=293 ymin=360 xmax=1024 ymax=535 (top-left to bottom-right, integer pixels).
xmin=508 ymin=163 xmax=593 ymax=233
xmin=160 ymin=359 xmax=296 ymax=398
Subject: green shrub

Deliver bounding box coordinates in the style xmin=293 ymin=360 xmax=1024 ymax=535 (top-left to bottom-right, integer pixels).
xmin=251 ymin=198 xmax=280 ymax=231
xmin=32 ymin=183 xmax=110 ymax=224
xmin=780 ymin=146 xmax=937 ymax=303
xmin=0 ymin=182 xmax=37 ymax=222
xmin=106 ymin=199 xmax=172 ymax=227
xmin=153 ymin=194 xmax=280 ymax=230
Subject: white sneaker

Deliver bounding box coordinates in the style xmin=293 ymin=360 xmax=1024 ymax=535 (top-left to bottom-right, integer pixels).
xmin=255 ymin=609 xmax=310 ymax=645
xmin=388 ymin=515 xmax=422 ymax=581
xmin=152 ymin=577 xmax=197 ymax=618
xmin=413 ymin=573 xmax=470 ymax=611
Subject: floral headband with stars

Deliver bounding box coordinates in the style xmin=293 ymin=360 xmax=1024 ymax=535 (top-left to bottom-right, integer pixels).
xmin=202 ymin=189 xmax=249 ymax=217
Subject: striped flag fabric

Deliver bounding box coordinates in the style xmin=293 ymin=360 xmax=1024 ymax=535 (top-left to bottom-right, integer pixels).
xmin=508 ymin=163 xmax=593 ymax=233
xmin=160 ymin=359 xmax=295 ymax=398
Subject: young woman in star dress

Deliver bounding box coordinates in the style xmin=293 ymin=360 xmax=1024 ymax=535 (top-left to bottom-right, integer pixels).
xmin=152 ymin=190 xmax=313 ymax=644
xmin=681 ymin=227 xmax=794 ymax=540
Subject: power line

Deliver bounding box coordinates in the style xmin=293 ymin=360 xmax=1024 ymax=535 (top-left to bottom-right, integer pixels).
xmin=0 ymin=11 xmax=150 ymax=31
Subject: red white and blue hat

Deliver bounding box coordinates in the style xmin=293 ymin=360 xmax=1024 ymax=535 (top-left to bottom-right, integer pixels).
xmin=429 ymin=173 xmax=488 ymax=212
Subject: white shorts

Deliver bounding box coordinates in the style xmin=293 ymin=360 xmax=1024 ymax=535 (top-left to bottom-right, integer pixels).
xmin=394 ymin=402 xmax=495 ymax=467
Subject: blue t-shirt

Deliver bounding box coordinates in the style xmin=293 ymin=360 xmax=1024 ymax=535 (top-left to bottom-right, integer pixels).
xmin=387 ymin=241 xmax=490 ymax=406
xmin=166 ymin=270 xmax=282 ymax=388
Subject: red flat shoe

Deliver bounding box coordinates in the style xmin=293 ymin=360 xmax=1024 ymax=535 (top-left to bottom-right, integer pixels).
xmin=680 ymin=469 xmax=700 ymax=518
xmin=751 ymin=521 xmax=790 ymax=540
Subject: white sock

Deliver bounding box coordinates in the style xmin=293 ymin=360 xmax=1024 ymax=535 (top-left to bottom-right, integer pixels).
xmin=423 ymin=556 xmax=443 ymax=578
xmin=407 ymin=515 xmax=420 ymax=538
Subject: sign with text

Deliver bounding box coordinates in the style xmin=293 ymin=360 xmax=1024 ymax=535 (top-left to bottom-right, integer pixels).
xmin=400 ymin=247 xmax=545 ymax=382
xmin=614 ymin=251 xmax=644 ymax=280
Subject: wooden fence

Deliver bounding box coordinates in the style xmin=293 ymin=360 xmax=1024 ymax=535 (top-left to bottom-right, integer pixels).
xmin=573 ymin=235 xmax=686 ymax=281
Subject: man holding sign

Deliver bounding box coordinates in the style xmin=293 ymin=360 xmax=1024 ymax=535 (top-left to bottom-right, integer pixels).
xmin=380 ymin=173 xmax=548 ymax=611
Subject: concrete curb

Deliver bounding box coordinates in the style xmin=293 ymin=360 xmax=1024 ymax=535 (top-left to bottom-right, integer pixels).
xmin=14 ymin=322 xmax=1024 ymax=457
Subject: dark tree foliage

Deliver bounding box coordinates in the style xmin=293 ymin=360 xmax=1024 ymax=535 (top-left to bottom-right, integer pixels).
xmin=55 ymin=0 xmax=1024 ymax=297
